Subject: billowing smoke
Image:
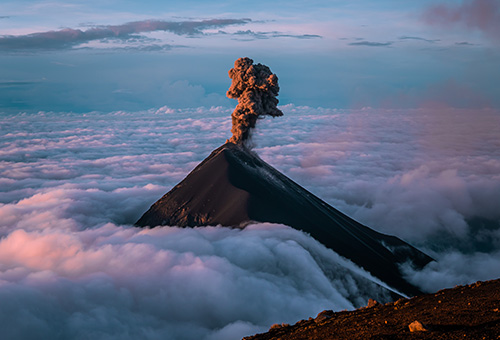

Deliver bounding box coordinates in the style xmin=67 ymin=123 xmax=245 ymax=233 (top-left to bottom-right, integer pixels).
xmin=227 ymin=57 xmax=283 ymax=145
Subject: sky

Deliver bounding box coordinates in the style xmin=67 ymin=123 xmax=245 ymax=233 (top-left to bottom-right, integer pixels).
xmin=1 ymin=1 xmax=500 ymax=339
xmin=1 ymin=0 xmax=499 ymax=112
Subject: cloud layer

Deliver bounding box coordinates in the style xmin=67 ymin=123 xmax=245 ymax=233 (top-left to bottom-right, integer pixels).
xmin=0 ymin=18 xmax=322 ymax=53
xmin=0 ymin=108 xmax=394 ymax=339
xmin=0 ymin=19 xmax=250 ymax=51
xmin=1 ymin=106 xmax=499 ymax=338
xmin=258 ymin=106 xmax=500 ymax=289
xmin=0 ymin=221 xmax=389 ymax=340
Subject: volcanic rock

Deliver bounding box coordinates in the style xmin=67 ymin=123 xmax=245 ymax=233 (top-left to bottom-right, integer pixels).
xmin=244 ymin=278 xmax=500 ymax=340
xmin=408 ymin=320 xmax=428 ymax=332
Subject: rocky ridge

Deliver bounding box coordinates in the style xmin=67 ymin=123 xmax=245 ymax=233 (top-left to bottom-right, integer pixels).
xmin=244 ymin=278 xmax=500 ymax=340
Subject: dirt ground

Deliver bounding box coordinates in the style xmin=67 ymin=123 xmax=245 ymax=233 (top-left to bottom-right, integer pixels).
xmin=244 ymin=278 xmax=500 ymax=340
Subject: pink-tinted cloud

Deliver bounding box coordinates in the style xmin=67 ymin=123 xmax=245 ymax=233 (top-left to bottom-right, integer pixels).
xmin=0 ymin=220 xmax=392 ymax=339
xmin=423 ymin=0 xmax=500 ymax=42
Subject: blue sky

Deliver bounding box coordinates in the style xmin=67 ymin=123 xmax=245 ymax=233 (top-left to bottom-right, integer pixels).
xmin=1 ymin=0 xmax=499 ymax=112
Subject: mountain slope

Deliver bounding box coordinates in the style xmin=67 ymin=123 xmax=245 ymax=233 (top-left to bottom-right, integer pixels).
xmin=136 ymin=142 xmax=432 ymax=296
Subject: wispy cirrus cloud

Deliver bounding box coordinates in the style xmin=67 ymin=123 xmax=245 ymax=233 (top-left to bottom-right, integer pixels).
xmin=348 ymin=41 xmax=392 ymax=47
xmin=228 ymin=30 xmax=321 ymax=41
xmin=455 ymin=41 xmax=475 ymax=46
xmin=0 ymin=18 xmax=250 ymax=52
xmin=0 ymin=80 xmax=40 ymax=88
xmin=399 ymin=36 xmax=440 ymax=44
xmin=422 ymin=0 xmax=500 ymax=43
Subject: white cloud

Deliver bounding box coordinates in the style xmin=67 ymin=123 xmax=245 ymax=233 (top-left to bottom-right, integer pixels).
xmin=1 ymin=106 xmax=499 ymax=338
xmin=255 ymin=106 xmax=500 ymax=242
xmin=0 ymin=219 xmax=391 ymax=339
xmin=402 ymin=249 xmax=500 ymax=293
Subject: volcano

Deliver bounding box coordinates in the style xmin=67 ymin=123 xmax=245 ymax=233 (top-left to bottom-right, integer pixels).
xmin=136 ymin=142 xmax=433 ymax=297
xmin=137 ymin=57 xmax=432 ymax=298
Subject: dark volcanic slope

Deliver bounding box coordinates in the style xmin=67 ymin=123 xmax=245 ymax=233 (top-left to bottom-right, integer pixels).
xmin=244 ymin=278 xmax=500 ymax=340
xmin=136 ymin=143 xmax=432 ymax=296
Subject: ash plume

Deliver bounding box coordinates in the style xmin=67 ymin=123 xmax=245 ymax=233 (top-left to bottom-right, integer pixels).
xmin=227 ymin=57 xmax=283 ymax=145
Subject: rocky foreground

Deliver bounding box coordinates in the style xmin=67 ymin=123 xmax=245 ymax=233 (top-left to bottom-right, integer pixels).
xmin=244 ymin=278 xmax=500 ymax=339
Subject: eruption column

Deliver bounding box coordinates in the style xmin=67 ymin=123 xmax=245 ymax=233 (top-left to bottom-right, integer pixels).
xmin=227 ymin=57 xmax=283 ymax=145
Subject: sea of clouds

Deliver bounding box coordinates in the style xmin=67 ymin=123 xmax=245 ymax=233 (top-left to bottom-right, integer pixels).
xmin=1 ymin=105 xmax=499 ymax=339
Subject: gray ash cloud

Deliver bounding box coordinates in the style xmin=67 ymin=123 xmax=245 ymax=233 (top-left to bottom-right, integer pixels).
xmin=227 ymin=57 xmax=283 ymax=145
